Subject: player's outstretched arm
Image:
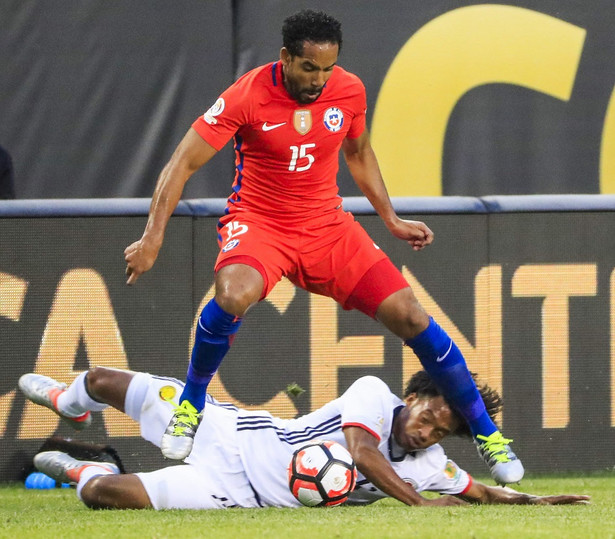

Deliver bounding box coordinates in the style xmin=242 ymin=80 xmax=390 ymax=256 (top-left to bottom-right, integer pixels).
xmin=124 ymin=128 xmax=218 ymax=285
xmin=342 ymin=130 xmax=433 ymax=251
xmin=344 ymin=426 xmax=467 ymax=507
xmin=458 ymin=480 xmax=591 ymax=505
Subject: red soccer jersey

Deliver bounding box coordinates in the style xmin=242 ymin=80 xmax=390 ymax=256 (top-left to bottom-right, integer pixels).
xmin=192 ymin=61 xmax=367 ymax=223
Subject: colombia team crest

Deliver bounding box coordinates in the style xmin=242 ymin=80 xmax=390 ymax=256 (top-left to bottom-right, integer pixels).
xmin=159 ymin=385 xmax=177 ymax=402
xmin=323 ymin=107 xmax=344 ymax=132
xmin=293 ymin=109 xmax=312 ymax=135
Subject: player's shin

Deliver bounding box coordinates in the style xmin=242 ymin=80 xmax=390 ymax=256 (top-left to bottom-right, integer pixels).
xmin=405 ymin=317 xmax=523 ymax=484
xmin=57 ymin=371 xmax=109 ymax=416
xmin=179 ymin=298 xmax=242 ymax=411
xmin=404 ymin=317 xmax=496 ymax=437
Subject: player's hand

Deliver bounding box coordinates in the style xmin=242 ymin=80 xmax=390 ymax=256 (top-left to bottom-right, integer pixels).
xmin=423 ymin=495 xmax=469 ymax=507
xmin=527 ymin=494 xmax=591 ymax=505
xmin=124 ymin=238 xmax=160 ymax=285
xmin=387 ymin=218 xmax=434 ymax=251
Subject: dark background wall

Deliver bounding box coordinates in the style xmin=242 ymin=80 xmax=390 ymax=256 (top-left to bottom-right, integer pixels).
xmin=1 ymin=197 xmax=615 ymax=480
xmin=1 ymin=1 xmax=615 ymax=199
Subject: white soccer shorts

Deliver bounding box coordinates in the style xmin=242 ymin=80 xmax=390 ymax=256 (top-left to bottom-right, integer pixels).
xmin=125 ymin=372 xmax=261 ymax=510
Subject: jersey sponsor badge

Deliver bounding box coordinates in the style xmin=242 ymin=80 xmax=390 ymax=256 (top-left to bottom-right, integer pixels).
xmin=323 ymin=107 xmax=344 ymax=132
xmin=204 ymin=97 xmax=225 ymax=125
xmin=222 ymin=239 xmax=240 ymax=252
xmin=293 ymin=109 xmax=312 ymax=135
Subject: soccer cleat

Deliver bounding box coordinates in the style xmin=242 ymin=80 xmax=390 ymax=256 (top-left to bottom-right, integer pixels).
xmin=160 ymin=399 xmax=203 ymax=460
xmin=475 ymin=431 xmax=525 ymax=485
xmin=34 ymin=451 xmax=119 ymax=484
xmin=18 ymin=373 xmax=92 ymax=430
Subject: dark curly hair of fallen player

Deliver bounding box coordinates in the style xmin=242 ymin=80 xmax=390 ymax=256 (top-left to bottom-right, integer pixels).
xmin=403 ymin=370 xmax=503 ymax=438
xmin=282 ymin=9 xmax=343 ymax=57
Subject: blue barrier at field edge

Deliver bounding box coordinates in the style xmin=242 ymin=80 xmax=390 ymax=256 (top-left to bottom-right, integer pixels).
xmin=2 ymin=195 xmax=615 ymax=217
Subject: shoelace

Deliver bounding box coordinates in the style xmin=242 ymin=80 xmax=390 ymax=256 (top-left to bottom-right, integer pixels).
xmin=164 ymin=398 xmax=200 ymax=435
xmin=476 ymin=433 xmax=514 ymax=463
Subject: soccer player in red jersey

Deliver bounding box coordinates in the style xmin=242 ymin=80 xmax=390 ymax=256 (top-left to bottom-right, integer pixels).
xmin=124 ymin=9 xmax=523 ymax=484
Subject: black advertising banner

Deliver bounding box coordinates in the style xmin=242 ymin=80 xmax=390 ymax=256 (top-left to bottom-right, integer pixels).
xmin=1 ymin=197 xmax=615 ymax=480
xmin=0 ymin=216 xmax=194 ymax=477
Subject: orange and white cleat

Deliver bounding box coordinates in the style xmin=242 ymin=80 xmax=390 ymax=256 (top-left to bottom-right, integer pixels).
xmin=18 ymin=373 xmax=92 ymax=430
xmin=34 ymin=451 xmax=119 ymax=484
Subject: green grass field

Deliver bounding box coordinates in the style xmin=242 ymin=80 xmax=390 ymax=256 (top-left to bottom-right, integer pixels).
xmin=1 ymin=474 xmax=614 ymax=539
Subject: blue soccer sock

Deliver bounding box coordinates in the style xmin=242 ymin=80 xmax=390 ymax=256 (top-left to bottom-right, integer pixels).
xmin=405 ymin=317 xmax=497 ymax=438
xmin=179 ymin=298 xmax=242 ymax=412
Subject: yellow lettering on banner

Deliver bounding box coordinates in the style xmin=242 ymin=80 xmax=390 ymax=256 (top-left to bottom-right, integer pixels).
xmin=512 ymin=264 xmax=597 ymax=428
xmin=310 ymin=294 xmax=384 ymax=411
xmin=197 ymin=279 xmax=298 ymax=418
xmin=610 ymin=270 xmax=615 ymax=427
xmin=600 ymin=85 xmax=615 ymax=193
xmin=401 ymin=266 xmax=503 ymax=422
xmin=371 ymin=5 xmax=585 ymax=196
xmin=0 ymin=391 xmax=16 ymax=437
xmin=0 ymin=273 xmax=27 ymax=436
xmin=0 ymin=272 xmax=28 ymax=321
xmin=17 ymin=269 xmax=139 ymax=439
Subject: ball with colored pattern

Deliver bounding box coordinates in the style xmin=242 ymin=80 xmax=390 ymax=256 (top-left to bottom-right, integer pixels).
xmin=287 ymin=440 xmax=357 ymax=507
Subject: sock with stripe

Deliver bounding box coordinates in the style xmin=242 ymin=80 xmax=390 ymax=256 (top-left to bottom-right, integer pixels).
xmin=57 ymin=371 xmax=108 ymax=417
xmin=405 ymin=317 xmax=497 ymax=437
xmin=75 ymin=465 xmax=117 ymax=501
xmin=179 ymin=298 xmax=242 ymax=412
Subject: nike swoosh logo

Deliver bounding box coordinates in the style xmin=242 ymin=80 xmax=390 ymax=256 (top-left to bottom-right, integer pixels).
xmin=436 ymin=340 xmax=453 ymax=362
xmin=198 ymin=319 xmax=213 ymax=334
xmin=262 ymin=122 xmax=286 ymax=131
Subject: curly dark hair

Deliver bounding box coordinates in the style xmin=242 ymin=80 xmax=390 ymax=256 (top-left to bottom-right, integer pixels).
xmin=403 ymin=370 xmax=503 ymax=438
xmin=282 ymin=9 xmax=342 ymax=57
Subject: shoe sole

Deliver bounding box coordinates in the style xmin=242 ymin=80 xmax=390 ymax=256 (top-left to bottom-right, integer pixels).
xmin=160 ymin=433 xmax=194 ymax=460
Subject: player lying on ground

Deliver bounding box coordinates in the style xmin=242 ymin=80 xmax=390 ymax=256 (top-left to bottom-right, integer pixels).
xmin=123 ymin=8 xmax=522 ymax=485
xmin=19 ymin=370 xmax=588 ymax=510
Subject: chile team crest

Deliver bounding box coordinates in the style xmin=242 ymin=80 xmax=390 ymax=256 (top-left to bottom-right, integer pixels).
xmin=323 ymin=107 xmax=344 ymax=132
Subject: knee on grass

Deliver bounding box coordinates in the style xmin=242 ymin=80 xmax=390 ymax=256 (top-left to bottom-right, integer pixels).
xmin=80 ymin=475 xmax=151 ymax=510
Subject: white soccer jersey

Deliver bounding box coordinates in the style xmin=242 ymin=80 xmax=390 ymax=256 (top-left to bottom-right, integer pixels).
xmin=132 ymin=373 xmax=470 ymax=509
xmin=231 ymin=376 xmax=471 ymax=507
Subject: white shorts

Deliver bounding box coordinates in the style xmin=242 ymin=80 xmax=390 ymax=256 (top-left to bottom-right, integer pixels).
xmin=126 ymin=373 xmax=261 ymax=510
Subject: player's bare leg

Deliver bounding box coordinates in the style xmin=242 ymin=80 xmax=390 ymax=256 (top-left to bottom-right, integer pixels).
xmin=161 ymin=263 xmax=263 ymax=460
xmin=85 ymin=367 xmax=134 ymax=412
xmin=80 ymin=474 xmax=153 ymax=509
xmin=376 ymin=287 xmax=524 ymax=485
xmin=18 ymin=367 xmax=133 ymax=429
xmin=214 ymin=263 xmax=265 ymax=315
xmin=34 ymin=450 xmax=151 ymax=510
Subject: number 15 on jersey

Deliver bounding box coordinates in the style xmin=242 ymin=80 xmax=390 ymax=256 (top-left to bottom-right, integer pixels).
xmin=289 ymin=144 xmax=316 ymax=172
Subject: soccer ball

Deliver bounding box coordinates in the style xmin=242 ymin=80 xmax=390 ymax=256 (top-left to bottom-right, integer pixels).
xmin=287 ymin=440 xmax=357 ymax=507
